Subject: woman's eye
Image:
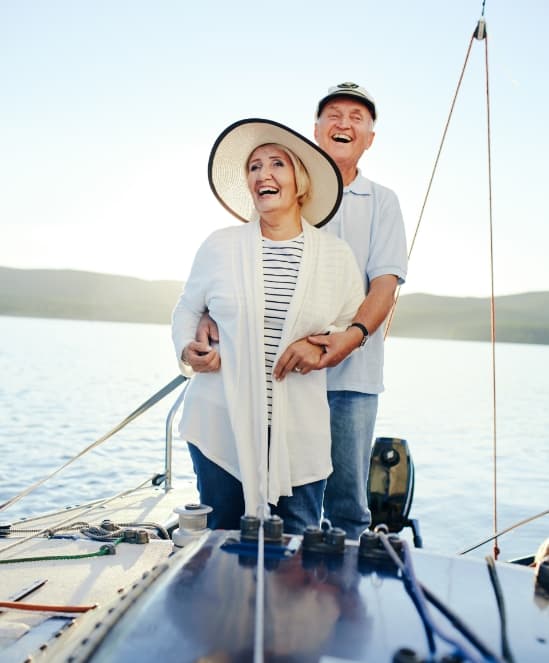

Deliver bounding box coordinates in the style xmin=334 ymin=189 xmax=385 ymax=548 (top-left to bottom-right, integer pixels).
xmin=273 ymin=160 xmax=284 ymax=167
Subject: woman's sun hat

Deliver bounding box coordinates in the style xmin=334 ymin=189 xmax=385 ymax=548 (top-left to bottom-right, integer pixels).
xmin=208 ymin=118 xmax=343 ymax=228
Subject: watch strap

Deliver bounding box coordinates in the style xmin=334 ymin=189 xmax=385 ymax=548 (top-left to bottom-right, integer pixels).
xmin=347 ymin=322 xmax=369 ymax=347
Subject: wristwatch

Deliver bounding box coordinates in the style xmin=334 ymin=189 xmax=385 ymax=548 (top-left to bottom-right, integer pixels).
xmin=347 ymin=322 xmax=369 ymax=347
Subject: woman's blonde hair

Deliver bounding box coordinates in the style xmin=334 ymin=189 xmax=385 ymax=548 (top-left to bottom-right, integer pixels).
xmin=246 ymin=143 xmax=311 ymax=207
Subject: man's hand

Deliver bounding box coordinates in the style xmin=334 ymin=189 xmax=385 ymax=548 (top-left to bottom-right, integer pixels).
xmin=273 ymin=338 xmax=325 ymax=380
xmin=308 ymin=327 xmax=363 ymax=369
xmin=182 ymin=340 xmax=220 ymax=373
xmin=196 ymin=311 xmax=219 ymax=345
xmin=308 ymin=274 xmax=399 ymax=369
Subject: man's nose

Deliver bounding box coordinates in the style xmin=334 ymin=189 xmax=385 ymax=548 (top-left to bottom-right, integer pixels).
xmin=335 ymin=115 xmax=350 ymax=128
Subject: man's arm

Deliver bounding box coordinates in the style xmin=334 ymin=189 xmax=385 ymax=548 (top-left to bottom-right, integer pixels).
xmin=309 ymin=274 xmax=398 ymax=368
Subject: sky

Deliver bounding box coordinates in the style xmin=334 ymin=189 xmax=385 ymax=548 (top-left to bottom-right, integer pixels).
xmin=1 ymin=0 xmax=548 ymax=297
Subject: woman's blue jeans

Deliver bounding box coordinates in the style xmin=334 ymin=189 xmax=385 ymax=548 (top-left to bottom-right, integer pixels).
xmin=187 ymin=443 xmax=325 ymax=535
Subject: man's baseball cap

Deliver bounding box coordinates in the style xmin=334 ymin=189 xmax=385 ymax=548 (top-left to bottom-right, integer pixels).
xmin=316 ymin=82 xmax=377 ymax=122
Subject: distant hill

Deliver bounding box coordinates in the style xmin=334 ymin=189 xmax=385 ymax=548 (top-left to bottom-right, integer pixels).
xmin=1 ymin=266 xmax=549 ymax=344
xmin=389 ymin=292 xmax=549 ymax=345
xmin=0 ymin=266 xmax=182 ymax=325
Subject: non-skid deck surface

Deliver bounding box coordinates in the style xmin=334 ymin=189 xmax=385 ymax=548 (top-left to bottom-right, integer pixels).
xmin=0 ymin=483 xmax=197 ymax=660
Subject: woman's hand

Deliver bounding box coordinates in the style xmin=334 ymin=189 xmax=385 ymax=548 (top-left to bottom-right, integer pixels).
xmin=273 ymin=338 xmax=324 ymax=380
xmin=182 ymin=340 xmax=221 ymax=372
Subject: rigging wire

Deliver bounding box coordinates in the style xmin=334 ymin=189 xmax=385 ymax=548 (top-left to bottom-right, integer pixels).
xmin=458 ymin=508 xmax=549 ymax=555
xmin=0 ymin=476 xmax=154 ymax=558
xmin=384 ymin=29 xmax=477 ymax=335
xmin=0 ymin=374 xmax=186 ymax=513
xmin=384 ymin=10 xmax=503 ymax=559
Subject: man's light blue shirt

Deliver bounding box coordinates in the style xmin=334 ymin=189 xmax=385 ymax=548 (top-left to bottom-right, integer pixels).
xmin=323 ymin=171 xmax=408 ymax=394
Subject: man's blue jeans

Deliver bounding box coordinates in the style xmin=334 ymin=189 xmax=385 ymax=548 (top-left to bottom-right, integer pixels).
xmin=188 ymin=443 xmax=325 ymax=535
xmin=323 ymin=390 xmax=378 ymax=540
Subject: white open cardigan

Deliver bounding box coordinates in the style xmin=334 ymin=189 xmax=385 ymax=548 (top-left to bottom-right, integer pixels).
xmin=172 ymin=219 xmax=364 ymax=516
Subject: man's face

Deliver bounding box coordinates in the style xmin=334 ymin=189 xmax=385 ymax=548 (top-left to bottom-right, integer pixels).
xmin=314 ymin=97 xmax=375 ymax=169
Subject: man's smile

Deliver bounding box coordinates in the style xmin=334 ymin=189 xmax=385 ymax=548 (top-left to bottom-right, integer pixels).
xmin=332 ymin=133 xmax=352 ymax=143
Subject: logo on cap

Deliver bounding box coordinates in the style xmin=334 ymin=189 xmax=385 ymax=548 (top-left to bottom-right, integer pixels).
xmin=337 ymin=82 xmax=359 ymax=90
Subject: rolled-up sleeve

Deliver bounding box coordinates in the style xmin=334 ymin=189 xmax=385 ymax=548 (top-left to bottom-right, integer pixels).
xmin=332 ymin=240 xmax=365 ymax=330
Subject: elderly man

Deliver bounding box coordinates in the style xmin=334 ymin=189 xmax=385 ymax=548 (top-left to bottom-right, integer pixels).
xmin=189 ymin=82 xmax=407 ymax=540
xmin=274 ymin=83 xmax=408 ymax=539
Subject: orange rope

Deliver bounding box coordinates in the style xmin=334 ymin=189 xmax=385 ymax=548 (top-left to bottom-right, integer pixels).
xmin=482 ymin=26 xmax=500 ymax=561
xmin=383 ymin=15 xmax=501 ymax=558
xmin=0 ymin=601 xmax=97 ymax=613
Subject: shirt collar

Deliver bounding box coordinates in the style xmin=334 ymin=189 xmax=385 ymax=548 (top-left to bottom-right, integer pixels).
xmin=344 ymin=169 xmax=371 ymax=196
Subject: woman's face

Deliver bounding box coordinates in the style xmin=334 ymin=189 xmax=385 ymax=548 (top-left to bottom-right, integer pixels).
xmin=246 ymin=145 xmax=298 ymax=217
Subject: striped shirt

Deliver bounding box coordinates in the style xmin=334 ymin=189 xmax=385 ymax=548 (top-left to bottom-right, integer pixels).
xmin=262 ymin=234 xmax=304 ymax=421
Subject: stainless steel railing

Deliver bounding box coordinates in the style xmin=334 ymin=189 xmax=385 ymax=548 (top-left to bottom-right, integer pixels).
xmin=164 ymin=378 xmax=189 ymax=492
xmin=0 ymin=374 xmax=188 ymax=512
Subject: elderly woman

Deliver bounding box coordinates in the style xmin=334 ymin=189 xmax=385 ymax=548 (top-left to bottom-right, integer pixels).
xmin=172 ymin=118 xmax=364 ymax=534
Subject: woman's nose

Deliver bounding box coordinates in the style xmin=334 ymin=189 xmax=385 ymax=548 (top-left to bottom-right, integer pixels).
xmin=259 ymin=167 xmax=273 ymax=180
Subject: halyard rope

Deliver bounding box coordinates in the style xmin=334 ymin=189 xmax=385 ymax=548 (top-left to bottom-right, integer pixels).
xmin=254 ymin=514 xmax=266 ymax=663
xmin=481 ymin=21 xmax=501 ymax=560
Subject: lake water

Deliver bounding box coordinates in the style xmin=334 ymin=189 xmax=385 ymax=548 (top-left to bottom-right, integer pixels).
xmin=0 ymin=315 xmax=547 ymax=561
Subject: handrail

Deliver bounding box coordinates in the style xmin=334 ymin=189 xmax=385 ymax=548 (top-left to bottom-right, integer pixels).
xmin=164 ymin=378 xmax=189 ymax=492
xmin=0 ymin=375 xmax=187 ymax=513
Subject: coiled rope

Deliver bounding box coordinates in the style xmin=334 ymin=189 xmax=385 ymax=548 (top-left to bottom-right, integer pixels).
xmin=0 ymin=475 xmax=154 ymax=558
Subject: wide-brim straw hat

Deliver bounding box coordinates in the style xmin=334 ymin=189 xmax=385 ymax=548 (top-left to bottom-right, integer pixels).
xmin=208 ymin=118 xmax=343 ymax=228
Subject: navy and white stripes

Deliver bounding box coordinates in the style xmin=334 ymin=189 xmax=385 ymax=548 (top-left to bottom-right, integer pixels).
xmin=262 ymin=234 xmax=304 ymax=421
